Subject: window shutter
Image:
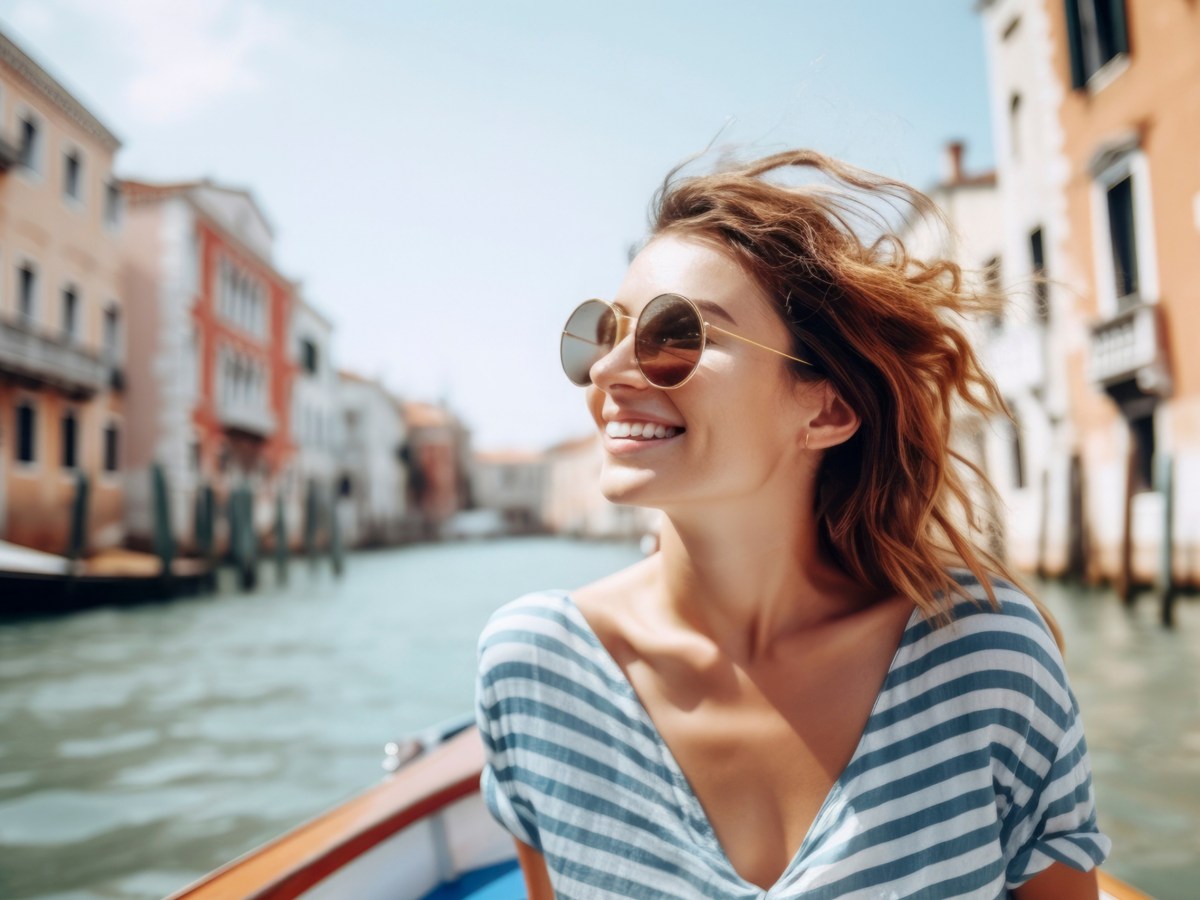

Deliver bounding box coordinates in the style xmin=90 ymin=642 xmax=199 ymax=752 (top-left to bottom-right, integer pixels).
xmin=1064 ymin=0 xmax=1087 ymax=88
xmin=1107 ymin=0 xmax=1130 ymax=56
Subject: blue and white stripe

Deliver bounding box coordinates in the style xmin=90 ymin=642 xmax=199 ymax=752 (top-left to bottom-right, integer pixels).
xmin=476 ymin=573 xmax=1110 ymax=898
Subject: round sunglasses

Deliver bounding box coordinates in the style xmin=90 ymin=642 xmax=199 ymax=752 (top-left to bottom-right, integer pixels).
xmin=560 ymin=293 xmax=812 ymax=389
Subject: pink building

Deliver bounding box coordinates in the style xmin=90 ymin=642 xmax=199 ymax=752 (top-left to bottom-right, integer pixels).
xmin=0 ymin=29 xmax=126 ymax=554
xmin=120 ymin=179 xmax=297 ymax=545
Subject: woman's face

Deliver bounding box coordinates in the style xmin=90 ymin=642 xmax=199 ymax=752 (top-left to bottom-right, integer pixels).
xmin=586 ymin=233 xmax=814 ymax=510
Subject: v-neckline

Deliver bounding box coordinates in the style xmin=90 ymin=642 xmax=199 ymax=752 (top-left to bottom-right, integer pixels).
xmin=560 ymin=591 xmax=921 ymax=895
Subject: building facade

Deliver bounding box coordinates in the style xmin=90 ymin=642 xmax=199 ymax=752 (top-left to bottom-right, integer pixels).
xmin=403 ymin=400 xmax=470 ymax=538
xmin=336 ymin=371 xmax=408 ymax=546
xmin=980 ymin=0 xmax=1200 ymax=586
xmin=120 ymin=179 xmax=297 ymax=547
xmin=471 ymin=449 xmax=546 ymax=534
xmin=541 ymin=432 xmax=660 ymax=539
xmin=289 ymin=296 xmax=339 ymax=539
xmin=0 ymin=29 xmax=126 ymax=554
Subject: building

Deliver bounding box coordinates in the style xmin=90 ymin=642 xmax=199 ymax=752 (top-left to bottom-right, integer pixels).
xmin=471 ymin=449 xmax=546 ymax=534
xmin=541 ymin=432 xmax=659 ymax=539
xmin=0 ymin=29 xmax=126 ymax=554
xmin=402 ymin=400 xmax=470 ymax=538
xmin=336 ymin=371 xmax=408 ymax=546
xmin=120 ymin=178 xmax=297 ymax=547
xmin=980 ymin=0 xmax=1200 ymax=587
xmin=289 ymin=295 xmax=339 ymax=538
xmin=897 ymin=141 xmax=1011 ymax=561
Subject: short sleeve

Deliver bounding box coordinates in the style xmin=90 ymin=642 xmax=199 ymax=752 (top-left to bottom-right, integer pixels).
xmin=475 ymin=622 xmax=542 ymax=851
xmin=1001 ymin=635 xmax=1111 ymax=888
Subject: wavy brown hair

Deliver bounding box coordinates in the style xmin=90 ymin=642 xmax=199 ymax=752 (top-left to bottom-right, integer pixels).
xmin=651 ymin=149 xmax=1062 ymax=649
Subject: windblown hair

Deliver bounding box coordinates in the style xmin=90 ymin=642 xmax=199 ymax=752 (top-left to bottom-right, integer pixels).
xmin=651 ymin=149 xmax=1062 ymax=649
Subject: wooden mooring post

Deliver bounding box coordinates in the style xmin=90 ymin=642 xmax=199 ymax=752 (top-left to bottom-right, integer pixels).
xmin=1157 ymin=453 xmax=1176 ymax=628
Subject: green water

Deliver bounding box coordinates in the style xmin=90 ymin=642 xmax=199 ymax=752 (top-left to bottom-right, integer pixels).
xmin=0 ymin=542 xmax=1194 ymax=898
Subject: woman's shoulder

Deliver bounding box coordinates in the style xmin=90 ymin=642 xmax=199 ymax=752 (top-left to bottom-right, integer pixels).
xmin=478 ymin=590 xmax=575 ymax=656
xmin=927 ymin=567 xmax=1071 ymax=695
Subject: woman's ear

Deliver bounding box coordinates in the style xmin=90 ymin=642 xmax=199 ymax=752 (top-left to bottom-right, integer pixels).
xmin=804 ymin=383 xmax=859 ymax=450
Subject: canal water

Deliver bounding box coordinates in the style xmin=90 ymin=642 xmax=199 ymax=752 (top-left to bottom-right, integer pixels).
xmin=0 ymin=538 xmax=1195 ymax=899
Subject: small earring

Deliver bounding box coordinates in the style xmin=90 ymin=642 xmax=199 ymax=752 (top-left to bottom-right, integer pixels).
xmin=805 ymin=432 xmax=810 ymax=450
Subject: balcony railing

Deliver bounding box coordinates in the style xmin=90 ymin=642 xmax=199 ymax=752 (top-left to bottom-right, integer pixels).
xmin=218 ymin=398 xmax=276 ymax=438
xmin=1088 ymin=301 xmax=1168 ymax=392
xmin=0 ymin=316 xmax=109 ymax=397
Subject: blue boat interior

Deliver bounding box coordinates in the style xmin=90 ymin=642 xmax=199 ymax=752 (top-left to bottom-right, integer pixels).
xmin=420 ymin=859 xmax=526 ymax=899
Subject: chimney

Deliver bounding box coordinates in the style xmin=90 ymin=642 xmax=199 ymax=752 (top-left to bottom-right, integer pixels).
xmin=944 ymin=140 xmax=966 ymax=184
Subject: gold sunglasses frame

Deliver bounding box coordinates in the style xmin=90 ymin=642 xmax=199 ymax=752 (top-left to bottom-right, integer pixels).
xmin=561 ymin=293 xmax=813 ymax=390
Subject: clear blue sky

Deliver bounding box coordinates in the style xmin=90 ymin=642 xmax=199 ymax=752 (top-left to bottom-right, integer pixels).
xmin=0 ymin=0 xmax=996 ymax=450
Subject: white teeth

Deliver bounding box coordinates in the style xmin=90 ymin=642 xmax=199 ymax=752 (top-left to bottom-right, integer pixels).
xmin=604 ymin=420 xmax=681 ymax=440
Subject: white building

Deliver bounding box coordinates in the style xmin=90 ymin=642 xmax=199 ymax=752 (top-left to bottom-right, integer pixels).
xmin=290 ymin=297 xmax=339 ymax=513
xmin=336 ymin=371 xmax=408 ymax=546
xmin=897 ymin=142 xmax=1011 ymax=560
xmin=978 ymin=0 xmax=1087 ymax=577
xmin=471 ymin=449 xmax=546 ymax=533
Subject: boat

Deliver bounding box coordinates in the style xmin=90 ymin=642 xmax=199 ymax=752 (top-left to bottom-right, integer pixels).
xmin=167 ymin=717 xmax=1152 ymax=900
xmin=0 ymin=541 xmax=214 ymax=618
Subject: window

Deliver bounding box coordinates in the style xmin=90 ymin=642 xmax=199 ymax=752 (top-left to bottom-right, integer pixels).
xmin=61 ymin=411 xmax=78 ymax=469
xmin=103 ymin=423 xmax=120 ymax=472
xmin=103 ymin=305 xmax=121 ymax=359
xmin=63 ymin=150 xmax=82 ymax=203
xmin=1009 ymin=410 xmax=1026 ymax=490
xmin=16 ymin=401 xmax=36 ymax=463
xmin=1106 ymin=176 xmax=1138 ymax=307
xmin=1009 ymin=94 xmax=1022 ymax=159
xmin=1029 ymin=229 xmax=1048 ymax=322
xmin=1065 ymin=0 xmax=1130 ymax=88
xmin=301 ymin=338 xmax=319 ymax=375
xmin=18 ymin=263 xmax=37 ymax=323
xmin=982 ymin=256 xmax=1003 ymax=330
xmin=1129 ymin=413 xmax=1154 ymax=493
xmin=104 ymin=180 xmax=121 ymax=228
xmin=17 ymin=112 xmax=41 ymax=172
xmin=62 ymin=285 xmax=79 ymax=341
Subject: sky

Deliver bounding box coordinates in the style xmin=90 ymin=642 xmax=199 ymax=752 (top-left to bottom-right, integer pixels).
xmin=0 ymin=0 xmax=996 ymax=451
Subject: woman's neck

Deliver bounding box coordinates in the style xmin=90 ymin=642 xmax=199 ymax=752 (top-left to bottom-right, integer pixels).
xmin=653 ymin=501 xmax=880 ymax=665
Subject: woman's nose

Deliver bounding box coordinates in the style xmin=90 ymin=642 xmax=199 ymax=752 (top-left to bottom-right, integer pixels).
xmin=589 ymin=329 xmax=647 ymax=391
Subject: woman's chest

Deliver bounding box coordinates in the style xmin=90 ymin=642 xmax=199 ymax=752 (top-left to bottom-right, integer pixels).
xmin=618 ymin=647 xmax=901 ymax=889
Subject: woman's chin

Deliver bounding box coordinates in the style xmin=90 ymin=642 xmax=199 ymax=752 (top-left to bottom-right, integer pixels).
xmin=598 ymin=465 xmax=665 ymax=507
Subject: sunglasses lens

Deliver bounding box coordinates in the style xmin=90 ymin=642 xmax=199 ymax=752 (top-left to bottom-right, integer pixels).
xmin=635 ymin=294 xmax=703 ymax=388
xmin=561 ymin=300 xmax=617 ymax=385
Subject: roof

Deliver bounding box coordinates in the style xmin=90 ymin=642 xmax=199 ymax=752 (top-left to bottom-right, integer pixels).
xmin=403 ymin=402 xmax=453 ymax=429
xmin=120 ymin=178 xmax=276 ymax=238
xmin=0 ymin=28 xmax=121 ymax=150
xmin=545 ymin=433 xmax=598 ymax=455
xmin=474 ymin=449 xmax=545 ymax=465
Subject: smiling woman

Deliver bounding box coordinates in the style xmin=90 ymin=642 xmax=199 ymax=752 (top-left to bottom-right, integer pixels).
xmin=476 ymin=150 xmax=1111 ymax=899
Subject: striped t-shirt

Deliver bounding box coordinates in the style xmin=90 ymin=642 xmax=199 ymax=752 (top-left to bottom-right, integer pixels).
xmin=475 ymin=572 xmax=1111 ymax=898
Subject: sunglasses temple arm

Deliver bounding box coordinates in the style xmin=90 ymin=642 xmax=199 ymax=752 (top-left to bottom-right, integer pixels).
xmin=706 ymin=323 xmax=813 ymax=367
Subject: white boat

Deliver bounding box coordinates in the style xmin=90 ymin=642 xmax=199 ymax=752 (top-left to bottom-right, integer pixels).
xmin=166 ymin=719 xmax=1151 ymax=900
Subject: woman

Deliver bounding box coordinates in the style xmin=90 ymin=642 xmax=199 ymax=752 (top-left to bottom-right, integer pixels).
xmin=476 ymin=151 xmax=1110 ymax=899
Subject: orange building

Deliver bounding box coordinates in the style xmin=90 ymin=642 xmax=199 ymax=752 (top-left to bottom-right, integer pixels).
xmin=1048 ymin=0 xmax=1200 ymax=586
xmin=120 ymin=179 xmax=297 ymax=545
xmin=0 ymin=29 xmax=126 ymax=554
xmin=981 ymin=0 xmax=1200 ymax=587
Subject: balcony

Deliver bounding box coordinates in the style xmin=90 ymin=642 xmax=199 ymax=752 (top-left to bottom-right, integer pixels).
xmin=1088 ymin=301 xmax=1170 ymax=394
xmin=218 ymin=398 xmax=276 ymax=438
xmin=0 ymin=316 xmax=108 ymax=397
